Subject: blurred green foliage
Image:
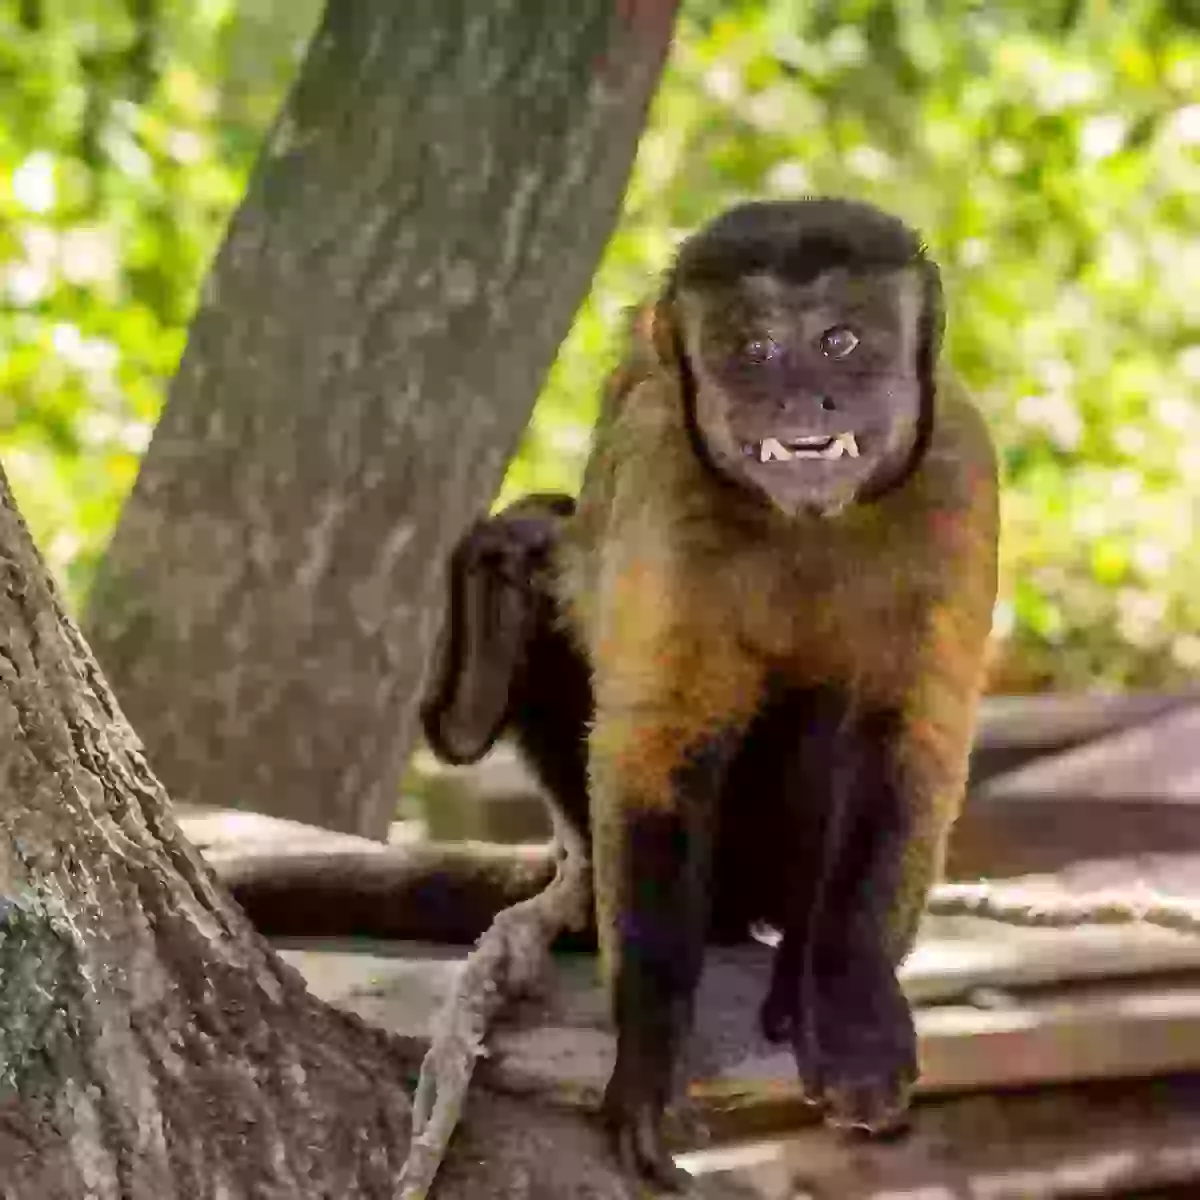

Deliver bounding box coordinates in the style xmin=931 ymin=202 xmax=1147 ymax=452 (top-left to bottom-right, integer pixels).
xmin=0 ymin=0 xmax=317 ymax=598
xmin=0 ymin=0 xmax=1196 ymax=690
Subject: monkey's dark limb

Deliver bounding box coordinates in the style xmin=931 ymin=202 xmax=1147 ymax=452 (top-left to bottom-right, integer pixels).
xmin=604 ymin=805 xmax=711 ymax=1191
xmin=747 ymin=687 xmax=847 ymax=1051
xmin=219 ymin=841 xmax=596 ymax=948
xmin=803 ymin=711 xmax=918 ymax=1135
xmin=594 ymin=722 xmax=741 ymax=1193
xmin=508 ymin=609 xmax=593 ymax=843
xmin=755 ymin=701 xmax=917 ymax=1134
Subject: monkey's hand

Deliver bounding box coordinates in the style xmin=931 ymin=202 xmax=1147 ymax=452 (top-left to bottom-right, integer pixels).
xmin=816 ymin=924 xmax=915 ymax=1134
xmin=761 ymin=912 xmax=916 ymax=1137
xmin=601 ymin=1073 xmax=693 ymax=1194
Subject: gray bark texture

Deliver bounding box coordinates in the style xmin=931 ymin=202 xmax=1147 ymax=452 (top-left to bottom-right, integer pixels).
xmin=85 ymin=0 xmax=679 ymax=838
xmin=0 ymin=463 xmax=750 ymax=1197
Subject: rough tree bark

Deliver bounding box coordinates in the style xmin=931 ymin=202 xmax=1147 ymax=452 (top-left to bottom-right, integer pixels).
xmin=85 ymin=0 xmax=679 ymax=838
xmin=0 ymin=466 xmax=756 ymax=1197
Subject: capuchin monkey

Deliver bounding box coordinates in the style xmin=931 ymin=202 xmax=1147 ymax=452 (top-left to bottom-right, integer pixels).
xmin=417 ymin=196 xmax=999 ymax=1193
xmin=559 ymin=196 xmax=998 ymax=1188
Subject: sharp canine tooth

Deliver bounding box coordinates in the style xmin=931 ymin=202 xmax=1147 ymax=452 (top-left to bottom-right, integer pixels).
xmin=839 ymin=432 xmax=860 ymax=458
xmin=820 ymin=439 xmax=845 ymax=460
xmin=760 ymin=437 xmax=792 ymax=462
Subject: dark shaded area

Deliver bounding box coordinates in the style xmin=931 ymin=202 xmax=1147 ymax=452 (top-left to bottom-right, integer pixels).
xmin=222 ymin=841 xmax=564 ymax=944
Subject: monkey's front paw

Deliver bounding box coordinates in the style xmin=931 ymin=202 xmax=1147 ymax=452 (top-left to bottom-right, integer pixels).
xmin=822 ymin=1072 xmax=914 ymax=1136
xmin=602 ymin=1090 xmax=692 ymax=1194
xmin=807 ymin=964 xmax=917 ymax=1137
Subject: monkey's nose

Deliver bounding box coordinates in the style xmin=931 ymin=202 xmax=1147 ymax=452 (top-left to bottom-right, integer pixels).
xmin=777 ymin=393 xmax=837 ymax=413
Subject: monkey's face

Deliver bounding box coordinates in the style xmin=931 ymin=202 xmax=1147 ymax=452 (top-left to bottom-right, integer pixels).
xmin=676 ymin=266 xmax=932 ymax=519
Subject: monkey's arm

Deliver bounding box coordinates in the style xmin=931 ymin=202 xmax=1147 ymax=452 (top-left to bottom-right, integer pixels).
xmin=886 ymin=383 xmax=1000 ymax=957
xmin=582 ymin=525 xmax=765 ymax=1189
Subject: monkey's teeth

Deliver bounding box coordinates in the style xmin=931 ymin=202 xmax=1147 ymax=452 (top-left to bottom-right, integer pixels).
xmin=759 ymin=433 xmax=858 ymax=462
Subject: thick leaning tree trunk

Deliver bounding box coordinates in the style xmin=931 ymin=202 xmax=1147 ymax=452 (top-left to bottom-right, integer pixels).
xmin=86 ymin=0 xmax=678 ymax=838
xmin=0 ymin=468 xmax=747 ymax=1198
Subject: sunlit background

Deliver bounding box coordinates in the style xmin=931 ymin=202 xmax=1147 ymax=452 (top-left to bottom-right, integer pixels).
xmin=1 ymin=0 xmax=1196 ymax=692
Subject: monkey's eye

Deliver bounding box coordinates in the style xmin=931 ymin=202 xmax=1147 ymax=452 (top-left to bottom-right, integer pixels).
xmin=742 ymin=335 xmax=781 ymax=365
xmin=819 ymin=326 xmax=859 ymax=358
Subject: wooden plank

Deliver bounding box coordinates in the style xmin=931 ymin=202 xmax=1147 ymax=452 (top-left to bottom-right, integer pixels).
xmin=682 ymin=1074 xmax=1200 ymax=1197
xmin=969 ymin=691 xmax=1195 ymax=782
xmin=277 ymin=912 xmax=1200 ymax=1035
xmin=946 ymin=796 xmax=1200 ymax=879
xmin=483 ymin=962 xmax=1200 ymax=1109
xmin=278 ymin=927 xmax=1200 ymax=1112
xmin=278 ymin=938 xmax=1200 ymax=1195
xmin=978 ymin=704 xmax=1200 ymax=804
xmin=970 ymin=691 xmax=1197 ymax=758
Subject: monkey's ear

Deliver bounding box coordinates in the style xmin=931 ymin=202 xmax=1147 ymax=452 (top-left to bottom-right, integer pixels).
xmin=419 ymin=520 xmax=535 ymax=765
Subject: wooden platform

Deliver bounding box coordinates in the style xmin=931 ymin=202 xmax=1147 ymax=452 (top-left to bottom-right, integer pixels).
xmin=179 ymin=693 xmax=1200 ymax=1196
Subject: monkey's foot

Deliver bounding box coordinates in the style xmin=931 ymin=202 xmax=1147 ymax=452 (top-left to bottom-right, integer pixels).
xmin=602 ymin=1092 xmax=692 ymax=1195
xmin=822 ymin=1073 xmax=914 ymax=1136
xmin=808 ymin=965 xmax=917 ymax=1137
xmin=763 ymin=952 xmax=917 ymax=1135
xmin=790 ymin=1044 xmax=916 ymax=1135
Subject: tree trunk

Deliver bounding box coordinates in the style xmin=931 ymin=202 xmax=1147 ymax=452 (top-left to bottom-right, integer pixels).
xmin=0 ymin=465 xmax=751 ymax=1197
xmin=0 ymin=465 xmax=422 ymax=1195
xmin=85 ymin=0 xmax=679 ymax=838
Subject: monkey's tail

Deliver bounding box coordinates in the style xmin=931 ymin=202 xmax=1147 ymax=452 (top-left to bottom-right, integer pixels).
xmin=217 ymin=841 xmax=597 ymax=948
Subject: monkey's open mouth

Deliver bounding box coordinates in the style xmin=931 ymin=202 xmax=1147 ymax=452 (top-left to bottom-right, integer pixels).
xmin=752 ymin=433 xmax=860 ymax=463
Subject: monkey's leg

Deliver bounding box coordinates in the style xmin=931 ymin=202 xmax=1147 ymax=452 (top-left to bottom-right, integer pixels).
xmin=591 ymin=711 xmax=744 ymax=1192
xmin=762 ymin=708 xmax=933 ymax=1135
xmin=755 ymin=693 xmax=855 ymax=1066
xmin=807 ymin=718 xmax=918 ymax=1135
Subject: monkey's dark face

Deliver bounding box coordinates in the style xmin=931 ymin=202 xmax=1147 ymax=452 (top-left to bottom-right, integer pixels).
xmin=676 ymin=265 xmax=932 ymax=519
